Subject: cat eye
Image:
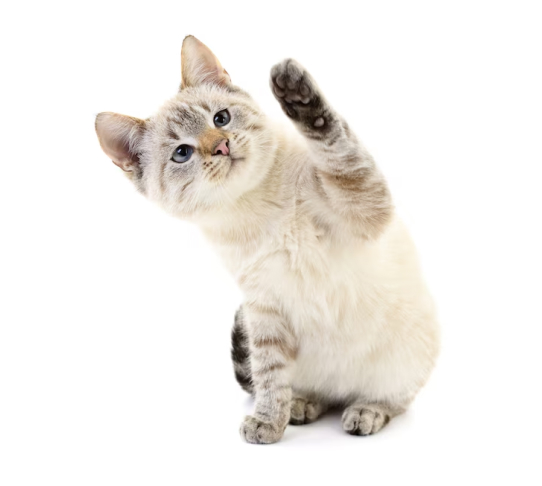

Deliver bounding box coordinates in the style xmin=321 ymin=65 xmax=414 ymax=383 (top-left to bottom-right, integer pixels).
xmin=213 ymin=109 xmax=231 ymax=127
xmin=172 ymin=144 xmax=194 ymax=163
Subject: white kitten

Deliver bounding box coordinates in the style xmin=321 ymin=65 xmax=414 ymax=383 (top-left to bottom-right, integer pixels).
xmin=95 ymin=35 xmax=439 ymax=444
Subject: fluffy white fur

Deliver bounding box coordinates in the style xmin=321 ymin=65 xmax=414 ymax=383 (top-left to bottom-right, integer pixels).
xmin=201 ymin=127 xmax=439 ymax=405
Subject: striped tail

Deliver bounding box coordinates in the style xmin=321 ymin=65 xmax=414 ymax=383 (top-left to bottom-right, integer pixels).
xmin=231 ymin=306 xmax=254 ymax=395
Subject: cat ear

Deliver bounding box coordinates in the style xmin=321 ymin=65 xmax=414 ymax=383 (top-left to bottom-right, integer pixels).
xmin=95 ymin=112 xmax=146 ymax=172
xmin=181 ymin=35 xmax=232 ymax=89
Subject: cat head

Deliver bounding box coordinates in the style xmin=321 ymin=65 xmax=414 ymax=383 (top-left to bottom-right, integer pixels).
xmin=95 ymin=36 xmax=275 ymax=220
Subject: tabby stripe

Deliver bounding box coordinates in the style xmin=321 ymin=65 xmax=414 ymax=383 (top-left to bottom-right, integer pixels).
xmin=159 ymin=162 xmax=167 ymax=193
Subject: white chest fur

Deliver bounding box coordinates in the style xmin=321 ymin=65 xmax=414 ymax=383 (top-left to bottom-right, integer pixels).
xmin=208 ymin=212 xmax=438 ymax=402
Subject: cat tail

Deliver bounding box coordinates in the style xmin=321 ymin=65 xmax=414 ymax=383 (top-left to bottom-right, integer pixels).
xmin=231 ymin=306 xmax=254 ymax=395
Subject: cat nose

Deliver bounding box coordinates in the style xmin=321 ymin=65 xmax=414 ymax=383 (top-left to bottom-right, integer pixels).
xmin=212 ymin=139 xmax=230 ymax=156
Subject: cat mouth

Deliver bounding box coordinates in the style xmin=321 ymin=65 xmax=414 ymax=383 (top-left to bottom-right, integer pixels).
xmin=208 ymin=155 xmax=245 ymax=181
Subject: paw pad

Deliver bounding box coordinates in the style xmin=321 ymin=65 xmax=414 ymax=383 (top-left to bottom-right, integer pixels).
xmin=313 ymin=117 xmax=325 ymax=128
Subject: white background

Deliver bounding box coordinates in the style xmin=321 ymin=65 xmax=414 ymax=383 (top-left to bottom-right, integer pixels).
xmin=1 ymin=0 xmax=541 ymax=484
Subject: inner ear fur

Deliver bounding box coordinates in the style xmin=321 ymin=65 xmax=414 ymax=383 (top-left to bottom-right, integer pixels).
xmin=181 ymin=35 xmax=231 ymax=89
xmin=95 ymin=112 xmax=146 ymax=172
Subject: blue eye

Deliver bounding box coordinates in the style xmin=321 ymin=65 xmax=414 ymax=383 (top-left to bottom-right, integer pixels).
xmin=214 ymin=110 xmax=231 ymax=127
xmin=172 ymin=144 xmax=194 ymax=163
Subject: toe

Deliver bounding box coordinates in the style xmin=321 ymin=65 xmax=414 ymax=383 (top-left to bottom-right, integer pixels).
xmin=289 ymin=398 xmax=306 ymax=425
xmin=300 ymin=84 xmax=310 ymax=96
xmin=276 ymin=73 xmax=287 ymax=89
xmin=358 ymin=409 xmax=376 ymax=436
xmin=371 ymin=411 xmax=389 ymax=434
xmin=342 ymin=408 xmax=360 ymax=434
xmin=273 ymin=85 xmax=285 ymax=98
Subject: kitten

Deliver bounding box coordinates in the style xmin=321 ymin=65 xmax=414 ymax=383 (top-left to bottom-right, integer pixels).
xmin=95 ymin=35 xmax=439 ymax=444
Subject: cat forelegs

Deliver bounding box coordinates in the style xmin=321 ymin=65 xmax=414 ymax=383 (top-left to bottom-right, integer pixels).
xmin=270 ymin=59 xmax=393 ymax=239
xmin=239 ymin=302 xmax=296 ymax=444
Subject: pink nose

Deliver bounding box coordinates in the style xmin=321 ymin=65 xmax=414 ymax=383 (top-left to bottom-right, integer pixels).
xmin=213 ymin=139 xmax=230 ymax=156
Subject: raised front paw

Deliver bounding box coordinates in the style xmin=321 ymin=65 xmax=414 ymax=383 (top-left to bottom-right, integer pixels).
xmin=239 ymin=415 xmax=285 ymax=444
xmin=270 ymin=59 xmax=331 ymax=131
